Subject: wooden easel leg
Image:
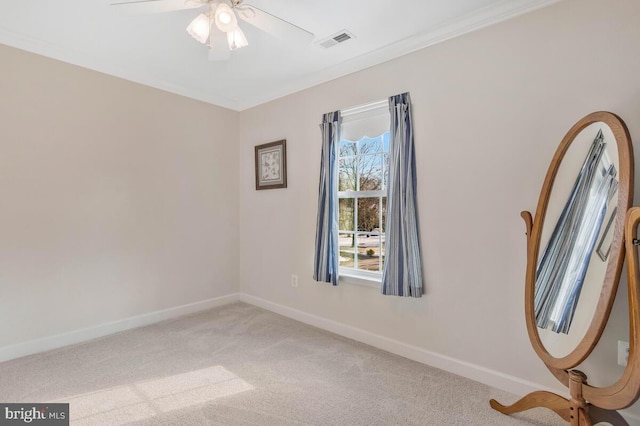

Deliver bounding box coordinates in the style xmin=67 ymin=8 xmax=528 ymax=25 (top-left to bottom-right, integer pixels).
xmin=490 ymin=390 xmax=571 ymax=422
xmin=491 ymin=370 xmax=628 ymax=424
xmin=569 ymin=370 xmax=590 ymax=426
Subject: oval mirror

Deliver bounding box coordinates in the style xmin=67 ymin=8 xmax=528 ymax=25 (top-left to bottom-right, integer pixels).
xmin=526 ymin=111 xmax=633 ymax=370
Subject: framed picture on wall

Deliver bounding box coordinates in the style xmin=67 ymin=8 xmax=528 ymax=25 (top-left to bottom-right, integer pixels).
xmin=596 ymin=206 xmax=617 ymax=261
xmin=255 ymin=139 xmax=287 ymax=190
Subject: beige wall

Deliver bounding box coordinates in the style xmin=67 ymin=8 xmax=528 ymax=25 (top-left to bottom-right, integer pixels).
xmin=238 ymin=0 xmax=640 ymax=416
xmin=3 ymin=0 xmax=640 ymax=419
xmin=0 ymin=44 xmax=239 ymax=346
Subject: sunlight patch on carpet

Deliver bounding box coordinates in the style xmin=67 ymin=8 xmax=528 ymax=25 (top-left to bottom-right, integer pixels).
xmin=50 ymin=366 xmax=254 ymax=425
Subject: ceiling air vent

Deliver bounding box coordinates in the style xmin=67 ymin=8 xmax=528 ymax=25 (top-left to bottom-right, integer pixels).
xmin=318 ymin=30 xmax=355 ymax=49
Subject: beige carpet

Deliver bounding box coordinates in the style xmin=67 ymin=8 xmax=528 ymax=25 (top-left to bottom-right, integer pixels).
xmin=0 ymin=303 xmax=565 ymax=425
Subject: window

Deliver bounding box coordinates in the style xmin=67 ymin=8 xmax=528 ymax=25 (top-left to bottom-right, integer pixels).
xmin=338 ymin=101 xmax=390 ymax=279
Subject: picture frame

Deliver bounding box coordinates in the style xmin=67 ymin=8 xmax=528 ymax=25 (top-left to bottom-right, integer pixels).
xmin=255 ymin=139 xmax=287 ymax=190
xmin=596 ymin=206 xmax=617 ymax=262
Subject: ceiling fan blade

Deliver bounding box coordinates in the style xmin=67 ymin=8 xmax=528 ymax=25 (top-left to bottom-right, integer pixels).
xmin=238 ymin=5 xmax=313 ymax=45
xmin=208 ymin=29 xmax=231 ymax=61
xmin=110 ymin=0 xmax=203 ymax=15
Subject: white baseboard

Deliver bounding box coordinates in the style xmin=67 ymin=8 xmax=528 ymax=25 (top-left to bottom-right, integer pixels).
xmin=0 ymin=293 xmax=241 ymax=363
xmin=238 ymin=294 xmax=549 ymax=395
xmin=2 ymin=291 xmax=638 ymax=423
xmin=239 ymin=294 xmax=640 ymax=424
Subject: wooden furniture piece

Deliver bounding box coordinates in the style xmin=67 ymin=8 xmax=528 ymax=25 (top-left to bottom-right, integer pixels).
xmin=490 ymin=112 xmax=640 ymax=425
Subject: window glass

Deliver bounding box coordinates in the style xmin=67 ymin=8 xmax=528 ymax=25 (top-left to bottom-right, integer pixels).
xmin=339 ymin=232 xmax=356 ymax=269
xmin=338 ymin=131 xmax=390 ymax=275
xmin=338 ymin=198 xmax=354 ymax=232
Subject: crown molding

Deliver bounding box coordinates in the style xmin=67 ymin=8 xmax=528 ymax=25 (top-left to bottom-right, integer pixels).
xmin=234 ymin=0 xmax=562 ymax=110
xmin=0 ymin=0 xmax=561 ymax=112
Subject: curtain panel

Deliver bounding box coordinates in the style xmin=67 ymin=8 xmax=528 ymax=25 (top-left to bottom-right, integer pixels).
xmin=313 ymin=111 xmax=341 ymax=286
xmin=535 ymin=131 xmax=617 ymax=334
xmin=382 ymin=93 xmax=424 ymax=297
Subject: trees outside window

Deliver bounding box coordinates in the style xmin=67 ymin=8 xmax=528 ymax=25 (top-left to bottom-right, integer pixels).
xmin=338 ymin=132 xmax=389 ymax=273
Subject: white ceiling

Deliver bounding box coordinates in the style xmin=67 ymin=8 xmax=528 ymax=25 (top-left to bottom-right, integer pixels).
xmin=0 ymin=0 xmax=559 ymax=111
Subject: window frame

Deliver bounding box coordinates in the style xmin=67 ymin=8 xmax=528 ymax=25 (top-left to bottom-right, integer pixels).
xmin=337 ymin=100 xmax=390 ymax=285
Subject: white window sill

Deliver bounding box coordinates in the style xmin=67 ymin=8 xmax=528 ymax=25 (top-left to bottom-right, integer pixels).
xmin=339 ymin=270 xmax=381 ymax=289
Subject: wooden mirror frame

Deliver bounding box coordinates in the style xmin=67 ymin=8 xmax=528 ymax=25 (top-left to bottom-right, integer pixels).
xmin=527 ymin=111 xmax=633 ymax=371
xmin=491 ymin=112 xmax=640 ymax=424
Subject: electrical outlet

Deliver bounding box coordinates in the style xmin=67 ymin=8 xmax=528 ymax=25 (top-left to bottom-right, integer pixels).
xmin=618 ymin=340 xmax=630 ymax=366
xmin=291 ymin=274 xmax=299 ymax=288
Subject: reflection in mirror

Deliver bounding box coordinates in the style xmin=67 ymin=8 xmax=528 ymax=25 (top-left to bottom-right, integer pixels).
xmin=536 ymin=129 xmax=618 ymax=334
xmin=537 ymin=123 xmax=620 ymax=357
xmin=596 ymin=207 xmax=617 ymax=262
xmin=491 ymin=112 xmax=636 ymax=425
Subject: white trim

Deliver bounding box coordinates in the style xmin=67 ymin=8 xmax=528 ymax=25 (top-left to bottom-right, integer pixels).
xmin=233 ymin=0 xmax=563 ymax=110
xmin=340 ymin=270 xmax=381 ymax=288
xmin=341 ymin=100 xmax=389 ymax=120
xmin=239 ymin=294 xmax=549 ymax=395
xmin=0 ymin=1 xmax=561 ymax=111
xmin=1 ymin=291 xmax=639 ymax=423
xmin=238 ymin=293 xmax=640 ymax=424
xmin=0 ymin=293 xmax=241 ymax=363
xmin=339 ymin=190 xmax=386 ymax=198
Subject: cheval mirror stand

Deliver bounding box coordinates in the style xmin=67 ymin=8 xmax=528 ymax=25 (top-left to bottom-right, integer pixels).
xmin=490 ymin=112 xmax=640 ymax=425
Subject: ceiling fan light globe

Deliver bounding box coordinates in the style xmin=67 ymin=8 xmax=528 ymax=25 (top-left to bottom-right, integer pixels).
xmin=219 ymin=12 xmax=232 ymax=25
xmin=214 ymin=3 xmax=238 ymax=32
xmin=227 ymin=26 xmax=248 ymax=50
xmin=186 ymin=13 xmax=210 ymax=44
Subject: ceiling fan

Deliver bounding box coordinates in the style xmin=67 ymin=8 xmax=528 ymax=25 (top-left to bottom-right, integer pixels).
xmin=110 ymin=0 xmax=314 ymax=60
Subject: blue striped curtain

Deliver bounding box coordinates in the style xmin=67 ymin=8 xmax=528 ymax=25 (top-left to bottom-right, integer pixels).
xmin=535 ymin=131 xmax=617 ymax=333
xmin=382 ymin=93 xmax=424 ymax=297
xmin=313 ymin=111 xmax=341 ymax=286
